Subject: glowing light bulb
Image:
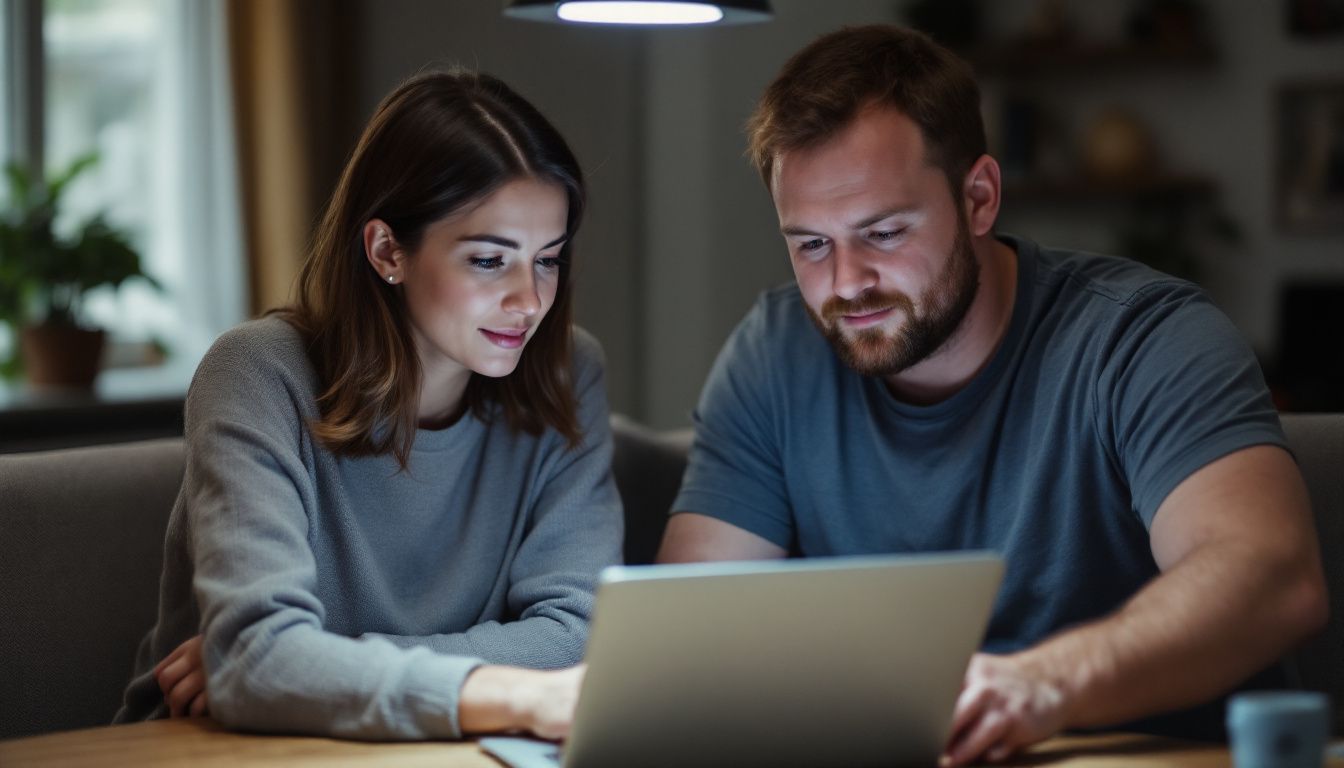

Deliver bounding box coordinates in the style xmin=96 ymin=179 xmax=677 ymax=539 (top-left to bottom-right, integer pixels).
xmin=556 ymin=2 xmax=725 ymax=25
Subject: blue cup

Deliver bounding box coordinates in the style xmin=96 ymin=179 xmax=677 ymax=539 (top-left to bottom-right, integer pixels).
xmin=1227 ymin=691 xmax=1330 ymax=768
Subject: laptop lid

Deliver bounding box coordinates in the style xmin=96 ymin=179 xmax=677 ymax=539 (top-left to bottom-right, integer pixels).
xmin=560 ymin=551 xmax=1003 ymax=768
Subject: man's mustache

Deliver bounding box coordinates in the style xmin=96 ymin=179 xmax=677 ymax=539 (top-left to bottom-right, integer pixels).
xmin=820 ymin=291 xmax=914 ymax=324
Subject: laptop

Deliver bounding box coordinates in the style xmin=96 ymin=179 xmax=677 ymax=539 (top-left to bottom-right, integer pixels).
xmin=480 ymin=551 xmax=1003 ymax=768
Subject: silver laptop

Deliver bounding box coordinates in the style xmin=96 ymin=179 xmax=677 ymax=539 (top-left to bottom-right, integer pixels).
xmin=481 ymin=552 xmax=1003 ymax=768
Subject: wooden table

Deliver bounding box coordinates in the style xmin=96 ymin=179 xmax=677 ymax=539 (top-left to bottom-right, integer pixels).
xmin=7 ymin=718 xmax=1336 ymax=767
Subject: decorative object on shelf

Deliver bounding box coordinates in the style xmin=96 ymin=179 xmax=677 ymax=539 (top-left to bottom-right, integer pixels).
xmin=1022 ymin=0 xmax=1075 ymax=48
xmin=1125 ymin=0 xmax=1210 ymax=51
xmin=504 ymin=0 xmax=772 ymax=25
xmin=1273 ymin=282 xmax=1344 ymax=412
xmin=998 ymin=97 xmax=1042 ymax=181
xmin=1082 ymin=108 xmax=1159 ymax=183
xmin=1113 ymin=186 xmax=1240 ymax=284
xmin=903 ymin=0 xmax=981 ymax=49
xmin=1276 ymin=80 xmax=1344 ymax=234
xmin=0 ymin=153 xmax=161 ymax=388
xmin=1286 ymin=0 xmax=1344 ymax=38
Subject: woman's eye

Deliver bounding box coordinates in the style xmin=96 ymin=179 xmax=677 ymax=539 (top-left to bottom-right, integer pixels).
xmin=469 ymin=256 xmax=504 ymax=271
xmin=536 ymin=256 xmax=563 ymax=272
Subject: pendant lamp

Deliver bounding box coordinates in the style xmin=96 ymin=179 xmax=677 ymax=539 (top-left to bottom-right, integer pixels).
xmin=504 ymin=1 xmax=772 ymax=26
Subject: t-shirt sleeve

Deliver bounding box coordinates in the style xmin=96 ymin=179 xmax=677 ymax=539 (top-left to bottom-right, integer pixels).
xmin=186 ymin=328 xmax=483 ymax=740
xmin=671 ymin=296 xmax=796 ymax=548
xmin=1095 ymin=283 xmax=1286 ymax=528
xmin=366 ymin=331 xmax=624 ymax=665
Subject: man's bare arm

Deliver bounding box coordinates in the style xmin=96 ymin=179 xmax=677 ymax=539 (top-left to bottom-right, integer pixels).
xmin=945 ymin=444 xmax=1329 ymax=765
xmin=657 ymin=512 xmax=787 ymax=563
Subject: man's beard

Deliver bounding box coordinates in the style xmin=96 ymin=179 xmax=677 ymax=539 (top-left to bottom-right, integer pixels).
xmin=805 ymin=217 xmax=980 ymax=377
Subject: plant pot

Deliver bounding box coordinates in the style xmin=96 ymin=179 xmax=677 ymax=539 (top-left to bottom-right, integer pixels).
xmin=20 ymin=324 xmax=106 ymax=389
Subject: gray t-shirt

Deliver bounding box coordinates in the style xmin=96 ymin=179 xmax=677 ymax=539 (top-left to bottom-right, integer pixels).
xmin=115 ymin=317 xmax=623 ymax=740
xmin=673 ymin=235 xmax=1286 ymax=738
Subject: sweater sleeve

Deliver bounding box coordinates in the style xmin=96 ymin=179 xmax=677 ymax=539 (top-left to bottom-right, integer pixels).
xmin=362 ymin=332 xmax=624 ymax=666
xmin=187 ymin=326 xmax=484 ymax=740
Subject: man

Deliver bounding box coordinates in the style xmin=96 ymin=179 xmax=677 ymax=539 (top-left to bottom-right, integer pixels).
xmin=657 ymin=25 xmax=1327 ymax=766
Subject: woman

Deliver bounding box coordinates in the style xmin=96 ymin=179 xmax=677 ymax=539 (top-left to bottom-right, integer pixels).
xmin=113 ymin=69 xmax=622 ymax=740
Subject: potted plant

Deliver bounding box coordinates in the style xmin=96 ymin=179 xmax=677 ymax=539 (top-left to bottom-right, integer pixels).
xmin=0 ymin=152 xmax=161 ymax=388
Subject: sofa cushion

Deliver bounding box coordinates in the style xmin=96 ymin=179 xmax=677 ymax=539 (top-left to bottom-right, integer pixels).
xmin=0 ymin=438 xmax=184 ymax=739
xmin=1282 ymin=413 xmax=1344 ymax=734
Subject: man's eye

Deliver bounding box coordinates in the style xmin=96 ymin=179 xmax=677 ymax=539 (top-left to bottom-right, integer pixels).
xmin=799 ymin=238 xmax=826 ymax=252
xmin=469 ymin=256 xmax=504 ymax=270
xmin=871 ymin=228 xmax=905 ymax=241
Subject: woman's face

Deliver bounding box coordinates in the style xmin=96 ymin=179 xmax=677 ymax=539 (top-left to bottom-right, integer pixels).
xmin=397 ymin=177 xmax=569 ymax=381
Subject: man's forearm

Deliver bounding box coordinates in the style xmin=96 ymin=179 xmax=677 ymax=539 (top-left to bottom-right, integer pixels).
xmin=1014 ymin=540 xmax=1326 ymax=729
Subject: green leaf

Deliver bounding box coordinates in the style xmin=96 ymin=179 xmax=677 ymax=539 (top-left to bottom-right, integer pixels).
xmin=46 ymin=152 xmax=100 ymax=205
xmin=0 ymin=149 xmax=160 ymax=328
xmin=3 ymin=162 xmax=34 ymax=210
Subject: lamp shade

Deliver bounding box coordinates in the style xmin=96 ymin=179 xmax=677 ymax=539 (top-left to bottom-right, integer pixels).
xmin=504 ymin=1 xmax=772 ymax=25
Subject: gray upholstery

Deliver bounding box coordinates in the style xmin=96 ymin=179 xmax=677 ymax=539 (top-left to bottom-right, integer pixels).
xmin=0 ymin=414 xmax=1337 ymax=740
xmin=0 ymin=439 xmax=185 ymax=740
xmin=609 ymin=414 xmax=692 ymax=565
xmin=1282 ymin=413 xmax=1344 ymax=733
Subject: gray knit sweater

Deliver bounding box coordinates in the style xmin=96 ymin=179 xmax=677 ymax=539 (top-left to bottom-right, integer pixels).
xmin=114 ymin=317 xmax=623 ymax=739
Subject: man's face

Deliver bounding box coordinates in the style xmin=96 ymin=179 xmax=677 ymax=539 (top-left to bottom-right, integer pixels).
xmin=771 ymin=105 xmax=980 ymax=377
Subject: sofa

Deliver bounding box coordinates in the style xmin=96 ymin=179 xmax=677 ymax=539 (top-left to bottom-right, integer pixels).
xmin=0 ymin=414 xmax=1339 ymax=740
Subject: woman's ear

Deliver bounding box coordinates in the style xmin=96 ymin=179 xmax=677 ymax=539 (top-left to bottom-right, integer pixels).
xmin=961 ymin=154 xmax=1002 ymax=237
xmin=362 ymin=218 xmax=403 ymax=284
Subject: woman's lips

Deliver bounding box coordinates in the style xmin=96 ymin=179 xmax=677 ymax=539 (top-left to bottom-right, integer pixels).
xmin=481 ymin=328 xmax=527 ymax=349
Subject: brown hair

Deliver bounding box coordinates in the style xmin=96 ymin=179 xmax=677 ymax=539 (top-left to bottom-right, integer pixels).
xmin=746 ymin=25 xmax=986 ymax=198
xmin=279 ymin=69 xmax=586 ymax=469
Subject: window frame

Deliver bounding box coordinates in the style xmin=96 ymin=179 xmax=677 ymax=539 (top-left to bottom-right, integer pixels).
xmin=2 ymin=0 xmax=44 ymax=180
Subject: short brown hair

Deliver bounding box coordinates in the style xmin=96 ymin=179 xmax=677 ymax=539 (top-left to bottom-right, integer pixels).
xmin=280 ymin=69 xmax=585 ymax=470
xmin=746 ymin=25 xmax=986 ymax=198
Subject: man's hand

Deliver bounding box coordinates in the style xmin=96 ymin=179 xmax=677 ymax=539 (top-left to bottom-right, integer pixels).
xmin=460 ymin=664 xmax=586 ymax=740
xmin=942 ymin=652 xmax=1069 ymax=766
xmin=154 ymin=634 xmax=209 ymax=718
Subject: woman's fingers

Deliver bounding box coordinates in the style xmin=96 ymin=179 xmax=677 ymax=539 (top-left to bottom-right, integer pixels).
xmin=155 ymin=653 xmax=191 ymax=695
xmin=166 ymin=670 xmax=206 ymax=718
xmin=187 ymin=691 xmax=210 ymax=718
xmin=155 ymin=635 xmax=205 ymax=697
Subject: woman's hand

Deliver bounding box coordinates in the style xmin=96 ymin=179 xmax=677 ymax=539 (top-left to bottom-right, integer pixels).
xmin=153 ymin=634 xmax=210 ymax=718
xmin=459 ymin=664 xmax=586 ymax=740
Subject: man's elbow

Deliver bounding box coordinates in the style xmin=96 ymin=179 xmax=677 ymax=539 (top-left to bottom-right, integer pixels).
xmin=1282 ymin=560 xmax=1330 ymax=644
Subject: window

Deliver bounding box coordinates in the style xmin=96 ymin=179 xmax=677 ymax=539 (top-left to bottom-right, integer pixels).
xmin=45 ymin=0 xmax=162 ymax=347
xmin=2 ymin=0 xmax=244 ymax=388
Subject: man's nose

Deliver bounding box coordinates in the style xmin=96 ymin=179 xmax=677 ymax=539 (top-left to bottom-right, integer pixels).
xmin=831 ymin=242 xmax=878 ymax=301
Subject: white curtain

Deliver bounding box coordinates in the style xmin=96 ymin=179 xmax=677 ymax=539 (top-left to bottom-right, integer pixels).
xmin=148 ymin=0 xmax=245 ymax=368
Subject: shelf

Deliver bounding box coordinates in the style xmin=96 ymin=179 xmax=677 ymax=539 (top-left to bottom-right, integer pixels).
xmin=961 ymin=42 xmax=1219 ymax=77
xmin=1002 ymin=174 xmax=1217 ymax=205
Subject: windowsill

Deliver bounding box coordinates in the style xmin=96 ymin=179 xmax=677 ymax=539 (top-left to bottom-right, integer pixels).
xmin=0 ymin=359 xmax=195 ymax=453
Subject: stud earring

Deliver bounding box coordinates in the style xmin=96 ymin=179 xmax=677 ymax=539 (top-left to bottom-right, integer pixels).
xmin=386 ymin=274 xmax=397 ymax=284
